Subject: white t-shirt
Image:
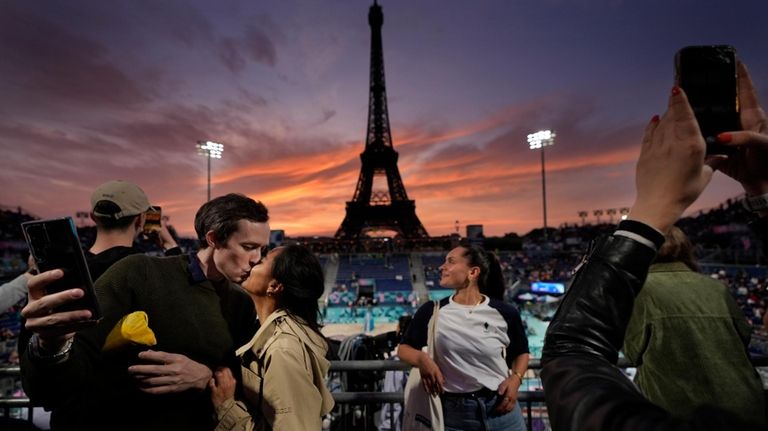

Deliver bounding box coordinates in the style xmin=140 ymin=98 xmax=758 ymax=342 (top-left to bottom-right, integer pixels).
xmin=402 ymin=295 xmax=528 ymax=393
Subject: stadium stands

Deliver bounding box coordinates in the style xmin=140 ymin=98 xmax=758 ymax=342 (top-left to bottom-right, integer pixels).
xmin=2 ymin=197 xmax=767 ymax=345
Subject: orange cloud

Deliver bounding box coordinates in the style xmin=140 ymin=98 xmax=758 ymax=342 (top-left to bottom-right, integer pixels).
xmin=393 ymin=99 xmax=551 ymax=149
xmin=213 ymin=142 xmax=361 ymax=184
xmin=182 ymin=99 xmax=644 ymax=237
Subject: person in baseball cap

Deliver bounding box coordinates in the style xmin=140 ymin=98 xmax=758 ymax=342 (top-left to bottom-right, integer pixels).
xmin=90 ymin=180 xmax=151 ymax=220
xmin=87 ymin=180 xmax=180 ymax=279
xmin=87 ymin=180 xmax=161 ymax=280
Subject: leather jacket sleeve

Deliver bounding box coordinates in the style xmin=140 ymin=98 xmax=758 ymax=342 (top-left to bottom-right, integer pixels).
xmin=540 ymin=234 xmax=759 ymax=431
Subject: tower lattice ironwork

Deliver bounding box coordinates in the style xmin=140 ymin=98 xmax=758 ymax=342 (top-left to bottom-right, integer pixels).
xmin=335 ymin=1 xmax=428 ymax=240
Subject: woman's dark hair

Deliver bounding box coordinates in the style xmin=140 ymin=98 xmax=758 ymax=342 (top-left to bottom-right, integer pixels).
xmin=460 ymin=245 xmax=505 ymax=300
xmin=271 ymin=244 xmax=326 ymax=336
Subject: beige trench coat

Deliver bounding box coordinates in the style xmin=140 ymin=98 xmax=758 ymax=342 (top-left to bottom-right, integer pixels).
xmin=215 ymin=309 xmax=334 ymax=430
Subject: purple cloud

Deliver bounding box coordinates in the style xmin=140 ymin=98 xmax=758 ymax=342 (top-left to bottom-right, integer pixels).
xmin=0 ymin=3 xmax=152 ymax=108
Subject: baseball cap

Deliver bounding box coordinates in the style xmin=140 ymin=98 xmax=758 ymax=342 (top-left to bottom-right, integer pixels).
xmin=91 ymin=180 xmax=151 ymax=219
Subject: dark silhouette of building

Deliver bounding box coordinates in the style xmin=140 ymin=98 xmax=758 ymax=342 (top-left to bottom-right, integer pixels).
xmin=335 ymin=1 xmax=428 ymax=240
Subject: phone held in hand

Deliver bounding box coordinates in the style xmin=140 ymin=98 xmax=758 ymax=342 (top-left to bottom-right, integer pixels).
xmin=674 ymin=45 xmax=740 ymax=155
xmin=22 ymin=217 xmax=102 ymax=322
xmin=142 ymin=206 xmax=162 ymax=235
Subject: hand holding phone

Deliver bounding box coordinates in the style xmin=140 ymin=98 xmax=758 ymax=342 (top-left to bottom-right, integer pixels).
xmin=22 ymin=217 xmax=101 ymax=322
xmin=674 ymin=45 xmax=740 ymax=155
xmin=22 ymin=270 xmax=96 ymax=343
xmin=705 ymin=61 xmax=768 ymax=199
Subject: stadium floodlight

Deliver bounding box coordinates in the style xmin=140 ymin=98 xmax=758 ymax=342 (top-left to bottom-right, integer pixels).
xmin=527 ymin=130 xmax=556 ymax=150
xmin=197 ymin=141 xmax=225 ymax=202
xmin=578 ymin=211 xmax=588 ymax=226
xmin=593 ymin=209 xmax=604 ymax=224
xmin=619 ymin=207 xmax=631 ymax=221
xmin=527 ymin=130 xmax=555 ymax=240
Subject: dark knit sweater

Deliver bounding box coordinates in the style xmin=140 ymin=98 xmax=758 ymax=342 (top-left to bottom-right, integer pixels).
xmin=21 ymin=253 xmax=257 ymax=431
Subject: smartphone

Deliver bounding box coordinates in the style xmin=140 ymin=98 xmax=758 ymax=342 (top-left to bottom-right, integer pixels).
xmin=142 ymin=206 xmax=162 ymax=235
xmin=22 ymin=217 xmax=102 ymax=321
xmin=674 ymin=45 xmax=740 ymax=155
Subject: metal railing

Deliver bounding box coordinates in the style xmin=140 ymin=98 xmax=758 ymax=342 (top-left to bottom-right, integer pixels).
xmin=2 ymin=356 xmax=767 ymax=430
xmin=327 ymin=358 xmax=560 ymax=431
xmin=327 ymin=357 xmax=768 ymax=431
xmin=0 ymin=365 xmax=37 ymax=425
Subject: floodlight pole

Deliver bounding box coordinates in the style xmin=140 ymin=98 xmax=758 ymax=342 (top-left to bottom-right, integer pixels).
xmin=197 ymin=141 xmax=224 ymax=202
xmin=207 ymin=155 xmax=211 ymax=202
xmin=540 ymin=147 xmax=547 ymax=238
xmin=527 ymin=130 xmax=555 ymax=241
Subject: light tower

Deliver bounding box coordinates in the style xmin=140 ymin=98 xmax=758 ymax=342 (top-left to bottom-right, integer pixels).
xmin=593 ymin=209 xmax=604 ymax=224
xmin=196 ymin=140 xmax=224 ymax=202
xmin=578 ymin=210 xmax=588 ymax=226
xmin=527 ymin=130 xmax=555 ymax=240
xmin=620 ymin=207 xmax=631 ymax=221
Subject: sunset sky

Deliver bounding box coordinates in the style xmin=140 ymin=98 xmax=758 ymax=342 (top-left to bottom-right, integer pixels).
xmin=2 ymin=0 xmax=768 ymax=238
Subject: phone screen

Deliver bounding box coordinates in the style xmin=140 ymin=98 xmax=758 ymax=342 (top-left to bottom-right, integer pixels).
xmin=22 ymin=217 xmax=102 ymax=320
xmin=675 ymin=45 xmax=739 ymax=155
xmin=143 ymin=206 xmax=162 ymax=235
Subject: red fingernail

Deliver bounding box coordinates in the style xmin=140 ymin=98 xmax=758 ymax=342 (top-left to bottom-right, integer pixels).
xmin=651 ymin=114 xmax=660 ymax=123
xmin=716 ymin=132 xmax=732 ymax=143
xmin=671 ymin=86 xmax=680 ymax=95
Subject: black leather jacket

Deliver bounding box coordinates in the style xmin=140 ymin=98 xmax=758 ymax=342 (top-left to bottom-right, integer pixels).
xmin=541 ymin=234 xmax=764 ymax=431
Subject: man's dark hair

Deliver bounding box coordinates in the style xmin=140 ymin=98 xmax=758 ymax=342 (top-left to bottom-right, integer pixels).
xmin=460 ymin=245 xmax=505 ymax=300
xmin=194 ymin=193 xmax=269 ymax=248
xmin=92 ymin=200 xmax=140 ymax=231
xmin=271 ymin=245 xmax=325 ymax=338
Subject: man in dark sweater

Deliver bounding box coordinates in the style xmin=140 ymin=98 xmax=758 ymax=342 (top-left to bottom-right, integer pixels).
xmin=20 ymin=193 xmax=266 ymax=430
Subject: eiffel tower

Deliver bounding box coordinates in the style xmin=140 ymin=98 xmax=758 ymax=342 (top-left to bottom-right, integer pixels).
xmin=335 ymin=1 xmax=428 ymax=240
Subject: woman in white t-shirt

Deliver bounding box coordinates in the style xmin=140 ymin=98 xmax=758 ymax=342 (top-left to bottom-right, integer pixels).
xmin=398 ymin=245 xmax=530 ymax=431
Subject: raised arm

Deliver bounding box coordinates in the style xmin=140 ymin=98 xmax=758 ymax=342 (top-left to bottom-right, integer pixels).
xmin=540 ymin=85 xmax=754 ymax=430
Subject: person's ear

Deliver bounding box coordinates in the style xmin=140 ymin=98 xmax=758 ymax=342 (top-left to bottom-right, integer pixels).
xmin=205 ymin=230 xmax=218 ymax=248
xmin=468 ymin=266 xmax=481 ymax=282
xmin=136 ymin=213 xmax=146 ymax=230
xmin=267 ymin=280 xmax=284 ymax=297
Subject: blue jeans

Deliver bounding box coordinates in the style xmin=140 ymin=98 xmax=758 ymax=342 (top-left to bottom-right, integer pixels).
xmin=442 ymin=391 xmax=526 ymax=431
